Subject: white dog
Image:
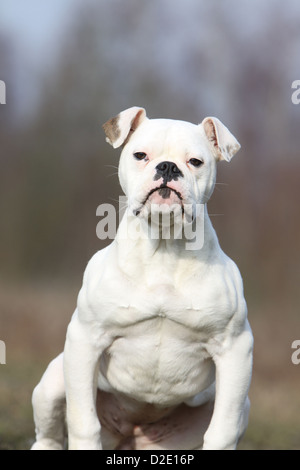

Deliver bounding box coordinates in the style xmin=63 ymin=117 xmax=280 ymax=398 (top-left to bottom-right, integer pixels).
xmin=31 ymin=107 xmax=253 ymax=450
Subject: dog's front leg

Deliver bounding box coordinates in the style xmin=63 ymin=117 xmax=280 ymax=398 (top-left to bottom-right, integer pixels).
xmin=63 ymin=310 xmax=111 ymax=450
xmin=203 ymin=320 xmax=253 ymax=450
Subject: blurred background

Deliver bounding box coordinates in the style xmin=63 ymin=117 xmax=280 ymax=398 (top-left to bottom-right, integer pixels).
xmin=0 ymin=0 xmax=300 ymax=450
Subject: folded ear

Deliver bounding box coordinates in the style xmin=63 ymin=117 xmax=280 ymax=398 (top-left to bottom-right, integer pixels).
xmin=103 ymin=106 xmax=147 ymax=149
xmin=201 ymin=116 xmax=241 ymax=162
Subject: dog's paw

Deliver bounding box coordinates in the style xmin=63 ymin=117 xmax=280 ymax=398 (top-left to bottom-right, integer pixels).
xmin=31 ymin=439 xmax=64 ymax=450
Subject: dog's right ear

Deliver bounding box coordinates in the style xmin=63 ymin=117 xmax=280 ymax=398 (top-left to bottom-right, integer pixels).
xmin=103 ymin=107 xmax=147 ymax=149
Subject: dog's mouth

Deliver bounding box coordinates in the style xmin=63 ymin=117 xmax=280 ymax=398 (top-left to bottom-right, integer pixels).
xmin=145 ymin=185 xmax=183 ymax=203
xmin=133 ymin=185 xmax=183 ymax=217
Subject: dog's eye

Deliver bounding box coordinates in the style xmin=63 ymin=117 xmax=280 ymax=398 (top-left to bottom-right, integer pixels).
xmin=188 ymin=158 xmax=203 ymax=168
xmin=134 ymin=152 xmax=147 ymax=161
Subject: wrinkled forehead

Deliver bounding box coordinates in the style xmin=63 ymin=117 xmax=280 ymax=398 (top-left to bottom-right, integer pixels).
xmin=126 ymin=118 xmax=207 ymax=158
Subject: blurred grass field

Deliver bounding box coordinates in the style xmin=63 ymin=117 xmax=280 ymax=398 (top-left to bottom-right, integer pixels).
xmin=1 ymin=281 xmax=299 ymax=450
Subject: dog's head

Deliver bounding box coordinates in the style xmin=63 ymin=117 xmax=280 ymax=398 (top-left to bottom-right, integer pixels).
xmin=103 ymin=107 xmax=240 ymax=223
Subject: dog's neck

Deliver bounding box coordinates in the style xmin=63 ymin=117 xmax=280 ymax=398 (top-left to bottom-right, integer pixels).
xmin=115 ymin=204 xmax=221 ymax=281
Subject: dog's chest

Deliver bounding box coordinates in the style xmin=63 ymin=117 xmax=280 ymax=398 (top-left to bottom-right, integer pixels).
xmin=93 ymin=276 xmax=229 ymax=401
xmin=98 ymin=315 xmax=215 ymax=404
xmin=84 ymin=250 xmax=237 ymax=404
xmin=87 ymin=261 xmax=235 ymax=335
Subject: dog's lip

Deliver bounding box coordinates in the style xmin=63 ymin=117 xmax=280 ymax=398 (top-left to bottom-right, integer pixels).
xmin=133 ymin=185 xmax=183 ymax=217
xmin=143 ymin=185 xmax=183 ymax=205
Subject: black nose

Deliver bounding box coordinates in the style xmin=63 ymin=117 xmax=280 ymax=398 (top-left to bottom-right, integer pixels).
xmin=154 ymin=161 xmax=183 ymax=182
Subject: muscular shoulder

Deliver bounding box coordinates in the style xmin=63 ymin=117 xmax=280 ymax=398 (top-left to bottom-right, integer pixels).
xmin=82 ymin=245 xmax=112 ymax=283
xmin=204 ymin=251 xmax=250 ymax=355
xmin=76 ymin=245 xmax=113 ymax=321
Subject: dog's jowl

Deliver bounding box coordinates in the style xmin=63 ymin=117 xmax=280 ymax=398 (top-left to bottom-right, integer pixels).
xmin=31 ymin=107 xmax=253 ymax=450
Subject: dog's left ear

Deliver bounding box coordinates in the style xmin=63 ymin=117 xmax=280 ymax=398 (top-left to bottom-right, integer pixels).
xmin=201 ymin=117 xmax=241 ymax=162
xmin=103 ymin=106 xmax=147 ymax=149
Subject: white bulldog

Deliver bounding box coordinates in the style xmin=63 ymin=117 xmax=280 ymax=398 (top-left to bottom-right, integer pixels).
xmin=31 ymin=107 xmax=253 ymax=450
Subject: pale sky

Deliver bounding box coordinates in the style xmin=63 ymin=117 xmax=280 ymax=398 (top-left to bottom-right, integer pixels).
xmin=0 ymin=0 xmax=79 ymax=66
